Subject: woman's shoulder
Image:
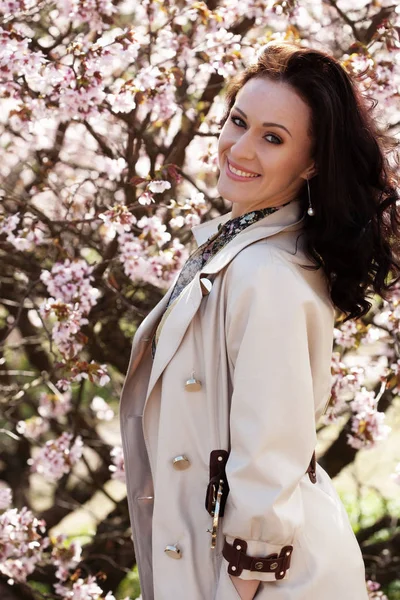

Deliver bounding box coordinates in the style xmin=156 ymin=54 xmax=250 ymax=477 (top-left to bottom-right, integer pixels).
xmin=224 ymin=234 xmax=333 ymax=309
xmin=225 ymin=231 xmax=311 ymax=277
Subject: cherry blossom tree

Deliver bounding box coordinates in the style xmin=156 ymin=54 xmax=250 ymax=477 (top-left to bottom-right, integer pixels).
xmin=1 ymin=0 xmax=399 ymax=598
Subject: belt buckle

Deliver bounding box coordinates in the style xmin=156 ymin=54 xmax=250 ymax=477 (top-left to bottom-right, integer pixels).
xmin=207 ymin=478 xmax=224 ymax=549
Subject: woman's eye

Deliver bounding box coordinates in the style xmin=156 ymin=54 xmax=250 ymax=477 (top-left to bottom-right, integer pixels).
xmin=264 ymin=133 xmax=282 ymax=145
xmin=230 ymin=115 xmax=282 ymax=145
xmin=230 ymin=115 xmax=245 ymax=127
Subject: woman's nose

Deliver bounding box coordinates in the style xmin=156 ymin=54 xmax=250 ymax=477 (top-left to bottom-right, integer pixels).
xmin=230 ymin=131 xmax=256 ymax=161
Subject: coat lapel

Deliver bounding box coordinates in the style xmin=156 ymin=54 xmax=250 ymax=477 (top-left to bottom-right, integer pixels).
xmin=119 ymin=272 xmax=179 ymax=415
xmin=143 ymin=199 xmax=305 ymax=412
xmin=143 ymin=269 xmax=207 ymax=409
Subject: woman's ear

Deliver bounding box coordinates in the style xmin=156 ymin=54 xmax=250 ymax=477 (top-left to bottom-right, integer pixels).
xmin=302 ymin=162 xmax=318 ymax=180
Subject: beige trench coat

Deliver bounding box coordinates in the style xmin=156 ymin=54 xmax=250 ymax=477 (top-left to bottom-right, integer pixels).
xmin=119 ymin=199 xmax=369 ymax=600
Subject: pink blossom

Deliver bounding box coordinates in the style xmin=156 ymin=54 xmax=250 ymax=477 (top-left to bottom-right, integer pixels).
xmin=138 ymin=191 xmax=155 ymax=206
xmin=54 ymin=574 xmax=104 ymax=600
xmin=69 ymin=360 xmax=110 ymax=387
xmin=50 ymin=533 xmax=82 ymax=582
xmin=117 ymin=225 xmax=187 ymax=288
xmin=38 ymin=391 xmax=72 ymax=419
xmin=186 ymin=190 xmax=207 ymax=211
xmin=0 ymin=213 xmax=20 ymax=235
xmin=108 ymin=89 xmax=137 ymax=113
xmin=109 ymin=446 xmax=125 ymax=482
xmin=57 ymin=0 xmax=117 ymax=24
xmin=147 ymin=180 xmax=171 ymax=194
xmin=90 ymin=395 xmax=114 ymax=421
xmin=99 ymin=203 xmax=137 ymax=236
xmin=39 ymin=298 xmax=89 ymax=359
xmin=0 ymin=506 xmax=49 ymax=584
xmin=170 ymin=215 xmax=185 ymax=229
xmin=0 ymin=487 xmax=12 ymax=510
xmin=1 ymin=1 xmax=37 ymax=17
xmin=333 ymin=320 xmax=359 ymax=348
xmin=366 ymin=579 xmax=388 ymax=599
xmin=55 ymin=378 xmax=73 ymax=393
xmin=95 ymin=365 xmax=110 ymax=387
xmin=322 ymin=352 xmax=365 ymax=424
xmin=136 ymin=214 xmax=171 ymax=247
xmin=347 ymin=387 xmax=391 ymax=450
xmin=55 ymin=361 xmax=109 ymax=390
xmin=53 ymin=574 xmax=131 ymax=599
xmin=390 ymin=359 xmax=400 ymax=394
xmin=361 ymin=326 xmax=387 ymax=344
xmin=16 ymin=416 xmax=50 ymax=440
xmin=0 ymin=27 xmax=47 ymax=85
xmin=28 ymin=432 xmax=84 ymax=482
xmin=184 ymin=212 xmax=202 ymax=227
xmin=40 ymin=258 xmax=99 ymax=316
xmin=0 ymin=213 xmax=46 ymax=252
xmin=134 ymin=65 xmax=162 ymax=90
xmin=98 ymin=156 xmax=128 ymax=181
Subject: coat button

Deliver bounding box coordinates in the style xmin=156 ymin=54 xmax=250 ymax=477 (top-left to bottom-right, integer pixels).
xmin=172 ymin=455 xmax=191 ymax=470
xmin=185 ymin=372 xmax=202 ymax=391
xmin=164 ymin=544 xmax=182 ymax=559
xmin=200 ymin=277 xmax=212 ymax=296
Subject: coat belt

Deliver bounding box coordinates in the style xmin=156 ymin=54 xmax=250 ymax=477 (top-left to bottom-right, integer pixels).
xmin=222 ymin=537 xmax=294 ymax=579
xmin=205 ymin=449 xmax=318 ymax=552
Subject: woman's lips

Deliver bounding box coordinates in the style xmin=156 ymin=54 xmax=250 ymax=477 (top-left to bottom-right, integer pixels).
xmin=225 ymin=159 xmax=261 ymax=182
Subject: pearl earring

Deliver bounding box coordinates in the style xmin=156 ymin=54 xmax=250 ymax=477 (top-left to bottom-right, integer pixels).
xmin=306 ymin=177 xmax=314 ymax=216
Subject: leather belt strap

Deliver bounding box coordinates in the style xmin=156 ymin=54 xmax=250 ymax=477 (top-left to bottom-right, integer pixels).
xmin=206 ymin=449 xmax=316 ymax=515
xmin=205 ymin=449 xmax=230 ymax=517
xmin=206 ymin=449 xmax=317 ymax=551
xmin=222 ymin=537 xmax=293 ymax=579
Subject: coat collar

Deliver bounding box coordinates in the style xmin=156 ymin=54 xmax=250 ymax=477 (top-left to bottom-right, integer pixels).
xmin=120 ymin=198 xmax=306 ymax=418
xmin=190 ymin=211 xmax=233 ymax=246
xmin=191 ymin=199 xmax=305 ymax=277
xmin=190 ymin=198 xmax=304 ymax=249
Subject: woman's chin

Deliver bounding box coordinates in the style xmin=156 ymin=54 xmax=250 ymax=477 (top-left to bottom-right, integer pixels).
xmin=217 ymin=179 xmax=249 ymax=204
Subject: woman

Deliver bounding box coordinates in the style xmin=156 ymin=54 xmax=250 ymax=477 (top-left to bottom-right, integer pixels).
xmin=119 ymin=42 xmax=400 ymax=600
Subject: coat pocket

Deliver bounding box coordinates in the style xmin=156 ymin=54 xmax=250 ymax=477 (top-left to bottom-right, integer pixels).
xmin=214 ymin=557 xmax=242 ymax=600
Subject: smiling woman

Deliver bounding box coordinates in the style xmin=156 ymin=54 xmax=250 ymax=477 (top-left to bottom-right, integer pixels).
xmin=218 ymin=41 xmax=400 ymax=319
xmin=119 ymin=41 xmax=400 ymax=600
xmin=217 ymin=76 xmax=316 ymax=216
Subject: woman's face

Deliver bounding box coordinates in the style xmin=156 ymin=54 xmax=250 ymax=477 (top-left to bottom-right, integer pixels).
xmin=217 ymin=76 xmax=316 ymax=218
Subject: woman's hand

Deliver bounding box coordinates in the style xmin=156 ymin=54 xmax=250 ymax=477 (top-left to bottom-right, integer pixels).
xmin=229 ymin=575 xmax=261 ymax=600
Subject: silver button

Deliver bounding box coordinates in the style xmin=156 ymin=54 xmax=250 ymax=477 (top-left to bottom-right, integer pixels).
xmin=185 ymin=374 xmax=202 ymax=391
xmin=200 ymin=277 xmax=212 ymax=296
xmin=164 ymin=544 xmax=182 ymax=559
xmin=172 ymin=455 xmax=191 ymax=470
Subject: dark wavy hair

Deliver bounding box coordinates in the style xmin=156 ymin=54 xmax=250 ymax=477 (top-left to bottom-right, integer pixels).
xmin=219 ymin=41 xmax=400 ymax=321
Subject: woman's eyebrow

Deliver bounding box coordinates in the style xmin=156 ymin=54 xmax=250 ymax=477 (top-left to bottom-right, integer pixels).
xmin=233 ymin=106 xmax=292 ymax=138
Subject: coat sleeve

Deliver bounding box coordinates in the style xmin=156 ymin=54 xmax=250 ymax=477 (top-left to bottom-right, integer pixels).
xmin=219 ymin=247 xmax=320 ymax=583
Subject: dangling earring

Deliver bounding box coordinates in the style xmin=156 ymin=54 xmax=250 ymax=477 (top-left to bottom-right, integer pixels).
xmin=306 ymin=177 xmax=315 ymax=216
